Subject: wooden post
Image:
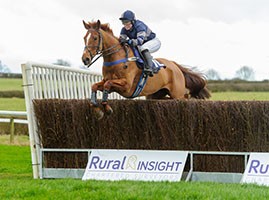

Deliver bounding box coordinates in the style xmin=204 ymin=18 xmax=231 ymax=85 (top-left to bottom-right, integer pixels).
xmin=10 ymin=118 xmax=15 ymax=144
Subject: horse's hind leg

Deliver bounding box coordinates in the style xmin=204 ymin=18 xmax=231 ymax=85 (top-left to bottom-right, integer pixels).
xmin=169 ymin=89 xmax=187 ymax=99
xmin=146 ymin=88 xmax=170 ymax=99
xmin=169 ymin=83 xmax=187 ymax=99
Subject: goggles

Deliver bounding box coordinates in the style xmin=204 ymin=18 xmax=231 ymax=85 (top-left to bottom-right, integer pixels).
xmin=122 ymin=20 xmax=131 ymax=25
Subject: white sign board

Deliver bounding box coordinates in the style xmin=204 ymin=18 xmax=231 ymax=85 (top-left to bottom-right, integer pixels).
xmin=241 ymin=153 xmax=269 ymax=186
xmin=82 ymin=150 xmax=188 ymax=182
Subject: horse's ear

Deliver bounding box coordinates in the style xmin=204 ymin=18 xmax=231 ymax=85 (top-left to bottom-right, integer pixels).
xmin=83 ymin=20 xmax=91 ymax=29
xmin=96 ymin=20 xmax=101 ymax=30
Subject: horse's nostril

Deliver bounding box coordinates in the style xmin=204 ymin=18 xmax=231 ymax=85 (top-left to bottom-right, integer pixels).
xmin=82 ymin=57 xmax=90 ymax=65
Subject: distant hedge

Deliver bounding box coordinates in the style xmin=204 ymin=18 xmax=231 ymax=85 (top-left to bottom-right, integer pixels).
xmin=33 ymin=99 xmax=269 ymax=172
xmin=0 ymin=91 xmax=24 ymax=98
xmin=0 ymin=73 xmax=22 ymax=78
xmin=208 ymin=80 xmax=269 ymax=92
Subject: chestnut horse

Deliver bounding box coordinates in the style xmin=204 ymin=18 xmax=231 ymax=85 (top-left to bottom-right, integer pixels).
xmin=82 ymin=20 xmax=210 ymax=119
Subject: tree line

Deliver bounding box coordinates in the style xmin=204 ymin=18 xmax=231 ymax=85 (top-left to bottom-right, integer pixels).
xmin=0 ymin=59 xmax=258 ymax=81
xmin=205 ymin=66 xmax=255 ymax=81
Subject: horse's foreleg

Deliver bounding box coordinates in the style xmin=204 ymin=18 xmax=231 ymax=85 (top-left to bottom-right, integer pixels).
xmin=101 ymin=89 xmax=113 ymax=115
xmin=101 ymin=79 xmax=128 ymax=115
xmin=91 ymin=80 xmax=105 ymax=120
xmin=91 ymin=80 xmax=105 ymax=105
xmin=101 ymin=81 xmax=113 ymax=115
xmin=91 ymin=91 xmax=98 ymax=106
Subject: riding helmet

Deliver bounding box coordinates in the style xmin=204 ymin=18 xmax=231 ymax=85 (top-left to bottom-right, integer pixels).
xmin=119 ymin=10 xmax=136 ymax=22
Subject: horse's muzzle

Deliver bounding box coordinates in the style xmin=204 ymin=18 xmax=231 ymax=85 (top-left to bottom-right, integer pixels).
xmin=82 ymin=57 xmax=90 ymax=66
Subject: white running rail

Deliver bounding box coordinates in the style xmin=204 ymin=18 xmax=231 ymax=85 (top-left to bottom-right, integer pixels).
xmin=21 ymin=61 xmax=125 ymax=178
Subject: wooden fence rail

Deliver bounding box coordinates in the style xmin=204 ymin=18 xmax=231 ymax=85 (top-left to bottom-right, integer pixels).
xmin=0 ymin=110 xmax=27 ymax=143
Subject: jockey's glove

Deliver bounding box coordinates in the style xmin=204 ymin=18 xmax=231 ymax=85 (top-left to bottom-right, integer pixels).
xmin=128 ymin=39 xmax=137 ymax=47
xmin=128 ymin=39 xmax=133 ymax=45
xmin=119 ymin=38 xmax=128 ymax=45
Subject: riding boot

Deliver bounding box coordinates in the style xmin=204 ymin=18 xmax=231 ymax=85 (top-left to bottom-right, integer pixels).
xmin=142 ymin=50 xmax=154 ymax=77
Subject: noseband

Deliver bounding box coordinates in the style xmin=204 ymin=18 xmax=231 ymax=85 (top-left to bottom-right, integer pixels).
xmin=84 ymin=29 xmax=123 ymax=68
xmin=84 ymin=29 xmax=103 ymax=60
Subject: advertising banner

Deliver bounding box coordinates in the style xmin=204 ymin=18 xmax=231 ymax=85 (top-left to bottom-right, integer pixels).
xmin=241 ymin=153 xmax=269 ymax=186
xmin=82 ymin=149 xmax=188 ymax=181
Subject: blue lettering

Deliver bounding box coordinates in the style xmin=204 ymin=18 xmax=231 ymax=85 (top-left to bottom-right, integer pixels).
xmin=137 ymin=161 xmax=141 ymax=170
xmin=139 ymin=161 xmax=148 ymax=170
xmin=121 ymin=156 xmax=126 ymax=170
xmin=260 ymin=164 xmax=269 ymax=174
xmin=89 ymin=156 xmax=100 ymax=169
xmin=89 ymin=156 xmax=127 ymax=170
xmin=158 ymin=161 xmax=166 ymax=171
xmin=174 ymin=162 xmax=182 ymax=171
xmin=148 ymin=161 xmax=155 ymax=171
xmin=136 ymin=161 xmax=183 ymax=171
xmin=99 ymin=160 xmax=107 ymax=169
xmin=165 ymin=162 xmax=174 ymax=171
xmin=112 ymin=160 xmax=121 ymax=169
xmin=154 ymin=161 xmax=159 ymax=170
xmin=106 ymin=160 xmax=114 ymax=169
xmin=248 ymin=160 xmax=260 ymax=173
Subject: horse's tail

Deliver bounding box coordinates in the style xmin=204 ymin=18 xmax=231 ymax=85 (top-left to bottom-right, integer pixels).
xmin=173 ymin=62 xmax=211 ymax=99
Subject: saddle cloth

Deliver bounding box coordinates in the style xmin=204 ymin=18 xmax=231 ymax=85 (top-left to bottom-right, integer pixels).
xmin=131 ymin=47 xmax=165 ymax=74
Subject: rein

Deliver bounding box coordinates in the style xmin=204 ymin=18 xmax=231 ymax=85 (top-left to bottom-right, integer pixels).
xmin=84 ymin=29 xmax=126 ymax=68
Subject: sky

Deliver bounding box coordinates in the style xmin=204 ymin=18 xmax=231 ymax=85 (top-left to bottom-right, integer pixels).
xmin=0 ymin=0 xmax=269 ymax=80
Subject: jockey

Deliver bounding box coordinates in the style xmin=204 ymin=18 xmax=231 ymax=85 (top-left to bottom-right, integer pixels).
xmin=119 ymin=10 xmax=161 ymax=77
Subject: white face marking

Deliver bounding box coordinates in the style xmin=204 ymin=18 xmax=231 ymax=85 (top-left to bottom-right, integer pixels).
xmin=86 ymin=32 xmax=92 ymax=44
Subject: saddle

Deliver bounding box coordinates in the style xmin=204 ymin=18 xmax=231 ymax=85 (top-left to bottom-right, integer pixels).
xmin=127 ymin=47 xmax=166 ymax=98
xmin=131 ymin=47 xmax=165 ymax=74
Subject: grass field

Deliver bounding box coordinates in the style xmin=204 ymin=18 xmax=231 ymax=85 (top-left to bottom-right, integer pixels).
xmin=210 ymin=91 xmax=269 ymax=101
xmin=1 ymin=140 xmax=269 ymax=199
xmin=0 ymin=97 xmax=26 ymax=111
xmin=0 ymin=78 xmax=23 ymax=91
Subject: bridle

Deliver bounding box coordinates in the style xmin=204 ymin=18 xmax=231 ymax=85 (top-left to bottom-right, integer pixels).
xmin=84 ymin=29 xmax=125 ymax=67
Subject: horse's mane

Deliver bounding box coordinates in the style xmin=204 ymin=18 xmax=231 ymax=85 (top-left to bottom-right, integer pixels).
xmin=88 ymin=21 xmax=114 ymax=35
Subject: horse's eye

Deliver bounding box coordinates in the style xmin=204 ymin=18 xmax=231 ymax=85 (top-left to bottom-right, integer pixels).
xmin=93 ymin=37 xmax=98 ymax=41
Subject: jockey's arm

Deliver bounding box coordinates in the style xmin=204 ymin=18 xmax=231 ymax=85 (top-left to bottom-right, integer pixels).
xmin=130 ymin=24 xmax=147 ymax=46
xmin=131 ymin=30 xmax=146 ymax=46
xmin=119 ymin=34 xmax=128 ymax=40
xmin=119 ymin=28 xmax=128 ymax=40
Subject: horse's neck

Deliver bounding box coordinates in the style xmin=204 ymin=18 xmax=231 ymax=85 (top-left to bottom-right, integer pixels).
xmin=101 ymin=30 xmax=118 ymax=51
xmin=101 ymin=31 xmax=139 ymax=80
xmin=101 ymin=31 xmax=133 ymax=61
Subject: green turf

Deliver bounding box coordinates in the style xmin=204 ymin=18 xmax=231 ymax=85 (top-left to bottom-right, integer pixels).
xmin=0 ymin=144 xmax=32 ymax=178
xmin=0 ymin=98 xmax=26 ymax=111
xmin=0 ymin=78 xmax=23 ymax=91
xmin=211 ymin=91 xmax=269 ymax=101
xmin=1 ymin=144 xmax=269 ymax=199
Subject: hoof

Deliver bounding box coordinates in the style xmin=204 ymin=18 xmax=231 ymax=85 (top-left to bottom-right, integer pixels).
xmin=103 ymin=104 xmax=113 ymax=115
xmin=93 ymin=107 xmax=104 ymax=120
xmin=90 ymin=102 xmax=98 ymax=107
xmin=105 ymin=106 xmax=113 ymax=115
xmin=96 ymin=111 xmax=104 ymax=120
